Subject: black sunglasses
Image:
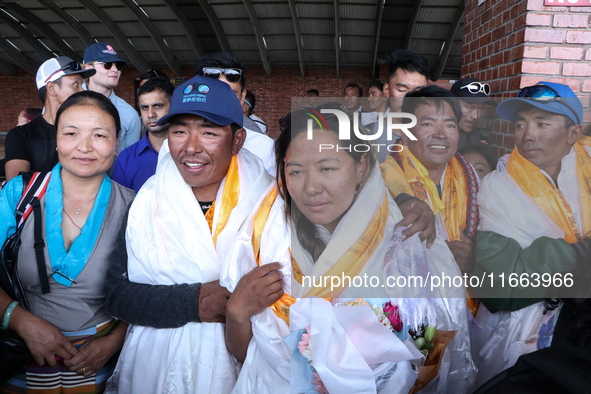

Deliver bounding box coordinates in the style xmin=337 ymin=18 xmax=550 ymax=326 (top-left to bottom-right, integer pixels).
xmin=200 ymin=67 xmax=242 ymax=83
xmin=98 ymin=61 xmax=125 ymax=71
xmin=517 ymin=85 xmax=581 ymax=124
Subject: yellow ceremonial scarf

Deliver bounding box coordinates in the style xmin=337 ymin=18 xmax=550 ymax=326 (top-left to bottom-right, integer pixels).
xmin=508 ymin=135 xmax=591 ymax=244
xmin=251 ymin=187 xmax=295 ymax=325
xmin=381 ymin=149 xmax=468 ymax=242
xmin=292 ymin=194 xmax=390 ymax=299
xmin=204 ymin=155 xmax=240 ymax=246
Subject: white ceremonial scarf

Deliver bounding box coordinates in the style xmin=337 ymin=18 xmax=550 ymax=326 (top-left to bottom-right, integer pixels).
xmin=220 ymin=183 xmax=293 ymax=394
xmin=106 ymin=141 xmax=273 ymax=394
xmin=473 ymin=146 xmax=590 ymax=388
xmin=291 ymin=164 xmax=399 ymax=299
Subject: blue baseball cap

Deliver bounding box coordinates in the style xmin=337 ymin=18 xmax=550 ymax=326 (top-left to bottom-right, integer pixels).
xmin=497 ymin=81 xmax=582 ymax=125
xmin=158 ymin=75 xmax=243 ymax=127
xmin=84 ymin=43 xmax=127 ymax=65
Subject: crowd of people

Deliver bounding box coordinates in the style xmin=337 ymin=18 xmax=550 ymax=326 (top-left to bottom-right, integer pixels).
xmin=0 ymin=43 xmax=589 ymax=394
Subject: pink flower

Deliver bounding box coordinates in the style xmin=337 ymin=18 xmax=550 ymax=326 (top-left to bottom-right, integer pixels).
xmin=384 ymin=302 xmax=403 ymax=332
xmin=298 ymin=325 xmax=312 ymax=354
xmin=312 ymin=372 xmax=329 ymax=394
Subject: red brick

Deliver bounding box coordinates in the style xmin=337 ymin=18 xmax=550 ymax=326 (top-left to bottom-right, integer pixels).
xmin=584 ymin=112 xmax=591 ymax=123
xmin=563 ymin=62 xmax=591 ymax=77
xmin=521 ymin=60 xmax=560 ymax=74
xmin=523 ymin=45 xmax=548 ymax=58
xmin=586 ymin=49 xmax=591 ymax=60
xmin=569 ymin=7 xmax=591 ymax=12
xmin=577 ymin=95 xmax=589 ymax=108
xmin=583 ymin=80 xmax=591 ymax=92
xmin=566 ymin=30 xmax=591 ymax=44
xmin=553 ymin=14 xmax=589 ymax=28
xmin=521 ymin=76 xmax=543 ymax=87
xmin=526 ymin=13 xmax=551 ymax=26
xmin=547 ymin=77 xmax=580 ymax=92
xmin=550 ymin=46 xmax=583 ymax=60
xmin=524 ymin=28 xmax=564 ymax=43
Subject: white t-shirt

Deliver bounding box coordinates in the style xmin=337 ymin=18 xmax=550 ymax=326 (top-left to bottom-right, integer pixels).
xmin=242 ymin=127 xmax=276 ymax=176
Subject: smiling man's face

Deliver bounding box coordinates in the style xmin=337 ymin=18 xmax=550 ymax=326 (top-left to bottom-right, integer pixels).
xmin=168 ymin=114 xmax=245 ymax=201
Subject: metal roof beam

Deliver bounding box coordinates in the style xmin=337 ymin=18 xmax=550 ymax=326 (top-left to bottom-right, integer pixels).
xmin=40 ymin=1 xmax=95 ymax=47
xmin=0 ymin=55 xmax=18 ymax=76
xmin=3 ymin=2 xmax=81 ymax=62
xmin=162 ymin=0 xmax=205 ymax=60
xmin=371 ymin=0 xmax=384 ymax=78
xmin=333 ymin=0 xmax=340 ymax=77
xmin=241 ymin=0 xmax=272 ymax=76
xmin=403 ymin=0 xmax=424 ymax=50
xmin=287 ymin=0 xmax=305 ymax=78
xmin=196 ymin=0 xmax=231 ymax=54
xmin=77 ymin=0 xmax=151 ymax=72
xmin=120 ymin=0 xmax=183 ymax=76
xmin=431 ymin=3 xmax=464 ymax=81
xmin=0 ymin=9 xmax=54 ymax=61
xmin=0 ymin=34 xmax=39 ymax=74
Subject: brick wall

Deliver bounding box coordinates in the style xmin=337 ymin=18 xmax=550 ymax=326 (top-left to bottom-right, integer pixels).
xmin=463 ymin=0 xmax=591 ymax=158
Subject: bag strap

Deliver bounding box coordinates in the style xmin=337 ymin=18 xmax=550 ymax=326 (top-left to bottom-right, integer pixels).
xmin=15 ymin=172 xmax=51 ymax=229
xmin=14 ymin=172 xmax=52 ymax=294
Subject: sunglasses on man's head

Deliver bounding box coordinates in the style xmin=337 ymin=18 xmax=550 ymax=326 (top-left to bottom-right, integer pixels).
xmin=460 ymin=82 xmax=491 ymax=96
xmin=97 ymin=61 xmax=125 ymax=71
xmin=517 ymin=85 xmax=581 ymax=124
xmin=44 ymin=61 xmax=82 ymax=83
xmin=200 ymin=67 xmax=242 ymax=83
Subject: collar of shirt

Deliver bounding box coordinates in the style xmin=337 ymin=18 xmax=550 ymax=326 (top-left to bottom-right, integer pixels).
xmin=136 ymin=132 xmax=157 ymax=155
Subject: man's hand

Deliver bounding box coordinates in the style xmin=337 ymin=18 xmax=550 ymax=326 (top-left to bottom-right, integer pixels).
xmin=198 ymin=281 xmax=231 ymax=323
xmin=446 ymin=231 xmax=476 ymax=274
xmin=227 ymin=263 xmax=284 ymax=323
xmin=396 ymin=198 xmax=436 ymax=248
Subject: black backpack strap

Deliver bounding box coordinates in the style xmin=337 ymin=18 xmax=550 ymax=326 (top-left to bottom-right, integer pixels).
xmin=14 ymin=172 xmax=51 ymax=294
xmin=30 ymin=198 xmax=50 ymax=294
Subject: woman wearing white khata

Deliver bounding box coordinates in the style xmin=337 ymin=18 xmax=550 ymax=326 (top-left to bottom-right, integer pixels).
xmin=221 ymin=106 xmax=475 ymax=393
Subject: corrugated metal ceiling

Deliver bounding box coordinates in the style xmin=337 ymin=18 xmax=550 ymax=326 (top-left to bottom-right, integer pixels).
xmin=0 ymin=0 xmax=464 ymax=79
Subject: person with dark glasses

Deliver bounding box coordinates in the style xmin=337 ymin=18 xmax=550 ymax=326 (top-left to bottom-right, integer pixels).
xmin=193 ymin=52 xmax=276 ymax=175
xmin=450 ymin=78 xmax=498 ymax=152
xmin=472 ymin=81 xmax=590 ymax=390
xmin=4 ymin=57 xmax=95 ymax=181
xmin=83 ymin=42 xmax=141 ymax=154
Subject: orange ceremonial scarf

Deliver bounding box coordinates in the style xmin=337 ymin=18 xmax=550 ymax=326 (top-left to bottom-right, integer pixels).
xmin=251 ymin=187 xmax=295 ymax=325
xmin=507 ymin=135 xmax=591 ymax=244
xmin=380 ymin=149 xmax=473 ymax=242
xmin=204 ymin=155 xmax=240 ymax=246
xmin=291 ymin=194 xmax=390 ymax=299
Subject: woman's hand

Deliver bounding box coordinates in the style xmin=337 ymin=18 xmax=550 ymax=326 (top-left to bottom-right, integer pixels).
xmin=227 ymin=262 xmax=284 ymax=323
xmin=64 ymin=322 xmax=128 ymax=377
xmin=10 ymin=306 xmax=78 ymax=366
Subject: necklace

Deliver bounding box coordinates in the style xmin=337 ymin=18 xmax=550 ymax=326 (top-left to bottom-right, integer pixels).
xmin=63 ymin=194 xmax=96 ymax=214
xmin=63 ymin=209 xmax=82 ymax=231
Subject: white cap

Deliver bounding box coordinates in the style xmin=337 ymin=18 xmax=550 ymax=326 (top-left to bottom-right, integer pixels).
xmin=35 ymin=57 xmax=95 ymax=90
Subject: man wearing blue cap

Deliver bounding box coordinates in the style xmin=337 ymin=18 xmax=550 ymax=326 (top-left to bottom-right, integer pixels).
xmin=104 ymin=75 xmax=283 ymax=393
xmin=472 ymin=82 xmax=591 ymax=387
xmin=83 ymin=43 xmax=141 ymax=153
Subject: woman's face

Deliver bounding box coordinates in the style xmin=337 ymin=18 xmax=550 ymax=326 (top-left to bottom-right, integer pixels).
xmin=285 ymin=130 xmax=367 ymax=233
xmin=56 ymin=103 xmax=118 ymax=180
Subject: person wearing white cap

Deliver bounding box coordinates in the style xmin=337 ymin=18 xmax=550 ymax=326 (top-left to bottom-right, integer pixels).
xmin=83 ymin=43 xmax=141 ymax=154
xmin=4 ymin=57 xmax=95 ymax=180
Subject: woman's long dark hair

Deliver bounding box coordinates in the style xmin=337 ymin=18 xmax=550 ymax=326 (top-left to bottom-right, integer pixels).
xmin=55 ymin=90 xmax=121 ymax=138
xmin=275 ymin=105 xmax=376 ymax=262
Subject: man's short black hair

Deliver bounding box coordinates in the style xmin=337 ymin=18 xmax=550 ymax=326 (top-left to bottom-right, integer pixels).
xmin=368 ymin=79 xmax=386 ymax=91
xmin=401 ymin=85 xmax=461 ymax=123
xmin=344 ymin=83 xmax=362 ymax=97
xmin=388 ymin=49 xmax=431 ymax=82
xmin=307 ymin=89 xmax=319 ymax=96
xmin=138 ymin=77 xmax=175 ymax=100
xmin=245 ymin=90 xmax=256 ymax=109
xmin=38 ymin=78 xmax=62 ymax=104
xmin=168 ymin=114 xmax=242 ymax=137
xmin=193 ymin=52 xmax=246 ymax=92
